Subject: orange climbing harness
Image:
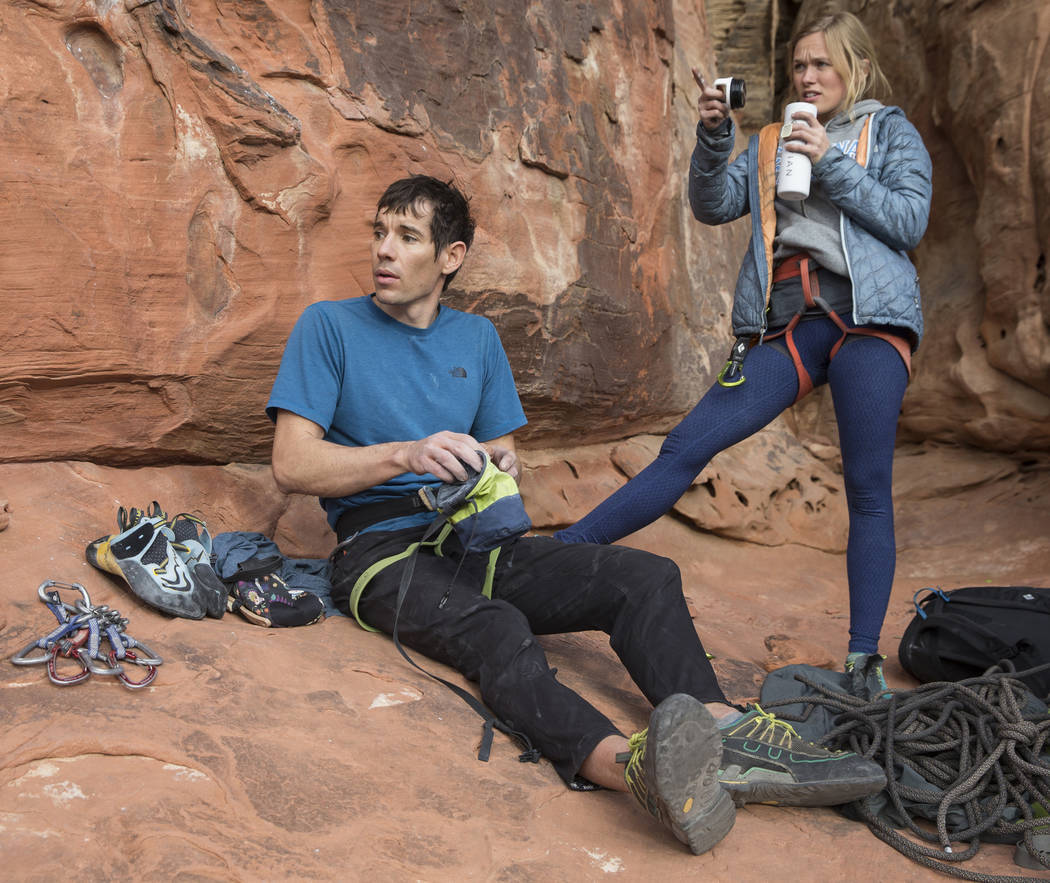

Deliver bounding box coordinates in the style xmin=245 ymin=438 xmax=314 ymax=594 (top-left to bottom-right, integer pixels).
xmin=762 ymin=252 xmax=912 ymax=402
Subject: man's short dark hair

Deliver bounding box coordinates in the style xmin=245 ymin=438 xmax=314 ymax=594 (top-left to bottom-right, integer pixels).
xmin=377 ymin=175 xmax=476 ymax=289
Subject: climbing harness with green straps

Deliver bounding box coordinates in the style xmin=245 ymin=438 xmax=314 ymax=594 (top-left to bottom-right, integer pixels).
xmin=334 ymin=451 xmax=538 ymax=765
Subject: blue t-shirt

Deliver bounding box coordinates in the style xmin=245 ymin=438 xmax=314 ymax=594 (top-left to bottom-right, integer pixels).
xmin=267 ymin=295 xmax=527 ymax=531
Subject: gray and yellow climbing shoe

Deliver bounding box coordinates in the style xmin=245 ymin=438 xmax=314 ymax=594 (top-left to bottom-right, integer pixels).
xmin=165 ymin=510 xmax=226 ymax=618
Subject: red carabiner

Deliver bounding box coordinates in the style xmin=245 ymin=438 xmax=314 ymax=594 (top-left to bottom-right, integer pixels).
xmin=112 ymin=649 xmax=158 ymax=690
xmin=46 ymin=630 xmax=92 ymax=686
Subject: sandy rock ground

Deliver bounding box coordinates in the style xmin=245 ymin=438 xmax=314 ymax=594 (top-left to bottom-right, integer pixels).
xmin=1 ymin=449 xmax=1048 ymax=881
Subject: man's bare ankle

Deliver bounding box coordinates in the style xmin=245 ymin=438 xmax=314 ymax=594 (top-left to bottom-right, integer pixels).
xmin=704 ymin=702 xmax=743 ymax=724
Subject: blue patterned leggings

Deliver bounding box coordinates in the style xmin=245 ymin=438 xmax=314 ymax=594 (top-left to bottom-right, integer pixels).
xmin=555 ymin=316 xmax=909 ymax=655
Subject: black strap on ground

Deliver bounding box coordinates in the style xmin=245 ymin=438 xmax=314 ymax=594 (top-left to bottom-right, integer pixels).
xmin=763 ymin=662 xmax=1050 ymax=881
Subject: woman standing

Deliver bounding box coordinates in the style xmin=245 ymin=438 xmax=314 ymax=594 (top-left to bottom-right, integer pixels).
xmin=556 ymin=11 xmax=933 ymax=696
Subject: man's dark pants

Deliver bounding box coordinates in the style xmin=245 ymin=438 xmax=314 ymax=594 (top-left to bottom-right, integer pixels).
xmin=332 ymin=527 xmax=728 ymax=784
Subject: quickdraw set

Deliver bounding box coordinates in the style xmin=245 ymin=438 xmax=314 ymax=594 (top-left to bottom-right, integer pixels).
xmin=10 ymin=580 xmax=162 ymax=689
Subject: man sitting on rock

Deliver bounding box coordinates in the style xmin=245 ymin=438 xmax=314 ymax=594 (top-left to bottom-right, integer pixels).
xmin=266 ymin=174 xmax=884 ymax=854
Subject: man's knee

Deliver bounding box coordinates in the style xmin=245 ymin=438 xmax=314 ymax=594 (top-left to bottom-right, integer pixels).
xmin=464 ymin=611 xmax=557 ymax=702
xmin=606 ymin=546 xmax=683 ymax=600
xmin=447 ymin=597 xmax=537 ymax=662
xmin=488 ymin=634 xmax=551 ymax=687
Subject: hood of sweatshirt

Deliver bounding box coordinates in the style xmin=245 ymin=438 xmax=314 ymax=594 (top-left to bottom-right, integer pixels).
xmin=825 ymin=99 xmax=884 ymax=137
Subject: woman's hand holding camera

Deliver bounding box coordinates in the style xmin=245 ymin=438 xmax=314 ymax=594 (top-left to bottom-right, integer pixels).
xmin=692 ymin=69 xmax=731 ymax=132
xmin=782 ymin=109 xmax=832 ymax=163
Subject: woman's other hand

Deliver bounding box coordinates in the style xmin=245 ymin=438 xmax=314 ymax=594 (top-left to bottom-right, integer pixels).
xmin=782 ymin=108 xmax=832 ymax=163
xmin=693 ymin=69 xmax=731 ymax=132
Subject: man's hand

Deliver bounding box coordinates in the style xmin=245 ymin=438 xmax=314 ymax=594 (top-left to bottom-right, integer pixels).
xmin=484 ymin=444 xmax=521 ymax=484
xmin=401 ymin=431 xmax=485 ymax=483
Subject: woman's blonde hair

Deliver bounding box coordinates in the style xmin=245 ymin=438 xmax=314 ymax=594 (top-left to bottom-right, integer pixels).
xmin=789 ymin=11 xmax=891 ymax=114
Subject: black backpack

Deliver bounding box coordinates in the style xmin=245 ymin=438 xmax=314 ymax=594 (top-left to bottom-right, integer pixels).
xmin=898 ymin=585 xmax=1050 ymax=700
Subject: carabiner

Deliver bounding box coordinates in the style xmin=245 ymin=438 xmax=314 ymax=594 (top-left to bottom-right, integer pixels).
xmin=11 ymin=639 xmax=52 ymax=666
xmin=120 ymin=638 xmax=163 ymax=667
xmin=37 ymin=579 xmax=92 ymax=609
xmin=716 ymin=337 xmax=749 ymax=388
xmin=76 ymin=646 xmax=124 ymax=677
xmin=46 ymin=632 xmax=92 ymax=686
xmin=10 ymin=613 xmax=93 ymax=666
xmin=113 ymin=650 xmax=158 ymax=689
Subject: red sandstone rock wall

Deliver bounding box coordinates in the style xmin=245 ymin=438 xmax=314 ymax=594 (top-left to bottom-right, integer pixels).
xmin=1 ymin=0 xmax=737 ymax=464
xmin=1 ymin=0 xmax=1047 ymax=467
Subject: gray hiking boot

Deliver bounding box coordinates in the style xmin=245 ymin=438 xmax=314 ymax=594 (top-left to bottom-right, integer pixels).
xmin=620 ymin=694 xmax=735 ymax=854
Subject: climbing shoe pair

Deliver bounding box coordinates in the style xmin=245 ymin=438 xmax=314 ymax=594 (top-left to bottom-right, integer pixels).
xmin=717 ymin=704 xmax=885 ymax=806
xmin=86 ymin=503 xmax=226 ymax=620
xmin=621 ymin=694 xmax=735 ymax=854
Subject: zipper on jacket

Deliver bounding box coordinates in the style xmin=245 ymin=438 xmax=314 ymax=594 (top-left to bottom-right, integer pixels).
xmin=844 ymin=111 xmax=879 ymax=326
xmin=841 ymin=209 xmax=857 ymax=323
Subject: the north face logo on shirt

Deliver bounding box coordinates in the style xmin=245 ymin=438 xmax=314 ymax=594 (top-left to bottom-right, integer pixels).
xmin=450 ymin=367 xmax=467 ymax=378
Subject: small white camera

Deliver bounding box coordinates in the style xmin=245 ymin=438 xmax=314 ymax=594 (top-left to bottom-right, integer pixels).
xmin=714 ymin=77 xmax=747 ymax=110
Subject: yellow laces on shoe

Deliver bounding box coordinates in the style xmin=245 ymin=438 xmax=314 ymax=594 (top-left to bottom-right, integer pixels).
xmin=165 ymin=512 xmax=206 ymax=539
xmin=622 ymin=728 xmax=650 ymax=803
xmin=727 ymin=704 xmax=805 ymax=749
xmin=165 ymin=513 xmax=208 ymax=561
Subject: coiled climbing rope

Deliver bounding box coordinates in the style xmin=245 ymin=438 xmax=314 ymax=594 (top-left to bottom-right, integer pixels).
xmin=764 ymin=662 xmax=1050 ymax=881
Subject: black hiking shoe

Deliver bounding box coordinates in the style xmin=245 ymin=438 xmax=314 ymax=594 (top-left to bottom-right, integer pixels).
xmin=717 ymin=705 xmax=885 ymax=806
xmin=620 ymin=694 xmax=735 ymax=854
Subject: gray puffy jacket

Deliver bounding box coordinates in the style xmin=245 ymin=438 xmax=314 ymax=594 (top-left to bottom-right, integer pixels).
xmin=688 ymin=105 xmax=932 ymax=348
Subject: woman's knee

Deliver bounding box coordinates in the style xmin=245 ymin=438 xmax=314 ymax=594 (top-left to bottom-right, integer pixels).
xmin=841 ymin=449 xmax=894 ymax=504
xmin=842 ymin=473 xmax=893 ymax=517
